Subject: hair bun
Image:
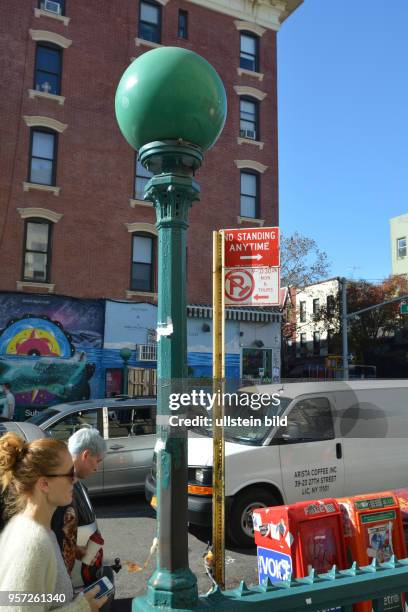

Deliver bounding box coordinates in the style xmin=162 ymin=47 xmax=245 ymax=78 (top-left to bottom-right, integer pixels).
xmin=0 ymin=433 xmax=28 ymax=490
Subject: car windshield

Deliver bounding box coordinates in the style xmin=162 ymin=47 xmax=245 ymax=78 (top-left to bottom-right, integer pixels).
xmin=27 ymin=409 xmax=59 ymax=425
xmin=189 ymin=394 xmax=292 ymax=446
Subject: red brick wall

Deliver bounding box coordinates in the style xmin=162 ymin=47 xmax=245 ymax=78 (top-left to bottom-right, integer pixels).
xmin=0 ymin=0 xmax=278 ymax=303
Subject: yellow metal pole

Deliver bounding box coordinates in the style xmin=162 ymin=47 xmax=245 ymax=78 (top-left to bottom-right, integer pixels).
xmin=212 ymin=230 xmax=225 ymax=589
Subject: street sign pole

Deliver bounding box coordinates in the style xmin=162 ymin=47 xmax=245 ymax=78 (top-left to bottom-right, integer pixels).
xmin=212 ymin=230 xmax=225 ymax=589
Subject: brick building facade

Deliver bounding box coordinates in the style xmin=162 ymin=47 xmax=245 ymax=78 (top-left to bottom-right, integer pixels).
xmin=0 ymin=0 xmax=301 ymax=303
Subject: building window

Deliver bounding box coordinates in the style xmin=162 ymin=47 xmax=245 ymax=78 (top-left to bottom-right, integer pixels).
xmin=240 ymin=171 xmax=259 ymax=218
xmin=313 ymin=332 xmax=320 ymax=355
xmin=327 ymin=329 xmax=334 ymax=353
xmin=22 ymin=219 xmax=52 ymax=282
xmin=134 ymin=156 xmax=153 ymax=200
xmin=240 ymin=98 xmax=258 ymax=140
xmin=34 ymin=43 xmax=62 ymax=95
xmin=178 ymin=10 xmax=188 ymax=38
xmin=240 ymin=32 xmax=258 ymax=72
xmin=397 ymin=237 xmax=407 ymax=258
xmin=139 ymin=0 xmax=161 ymax=43
xmin=312 ymin=298 xmax=320 ymax=315
xmin=39 ymin=0 xmax=65 ymax=16
xmin=131 ymin=233 xmax=156 ymax=292
xmin=299 ymin=301 xmax=306 ymax=323
xmin=327 ymin=294 xmax=335 ymax=316
xmin=300 ymin=333 xmax=307 ymax=354
xmin=29 ymin=129 xmax=57 ymax=186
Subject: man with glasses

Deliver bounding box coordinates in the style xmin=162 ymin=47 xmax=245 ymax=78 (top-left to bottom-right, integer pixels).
xmin=51 ymin=428 xmax=108 ymax=589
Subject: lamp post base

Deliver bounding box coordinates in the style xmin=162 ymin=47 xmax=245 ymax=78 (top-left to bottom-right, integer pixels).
xmin=132 ymin=568 xmax=198 ymax=611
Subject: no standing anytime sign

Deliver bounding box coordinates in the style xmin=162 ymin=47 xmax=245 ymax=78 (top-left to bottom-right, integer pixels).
xmin=223 ymin=228 xmax=280 ymax=307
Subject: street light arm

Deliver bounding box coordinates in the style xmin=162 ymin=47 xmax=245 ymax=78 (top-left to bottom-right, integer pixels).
xmin=347 ymin=294 xmax=408 ymax=319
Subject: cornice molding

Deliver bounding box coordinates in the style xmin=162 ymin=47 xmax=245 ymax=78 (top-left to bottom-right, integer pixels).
xmin=234 ymin=159 xmax=268 ymax=173
xmin=17 ymin=207 xmax=63 ymax=223
xmin=129 ymin=198 xmax=154 ymax=208
xmin=233 ymin=85 xmax=267 ymax=101
xmin=185 ymin=0 xmax=301 ymax=31
xmin=233 ymin=20 xmax=266 ymax=36
xmin=29 ymin=29 xmax=72 ymax=48
xmin=23 ymin=115 xmax=67 ymax=133
xmin=125 ymin=222 xmax=158 ymax=236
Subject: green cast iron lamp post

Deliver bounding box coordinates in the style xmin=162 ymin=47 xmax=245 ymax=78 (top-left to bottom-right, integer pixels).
xmin=115 ymin=47 xmax=227 ymax=610
xmin=119 ymin=347 xmax=132 ymax=395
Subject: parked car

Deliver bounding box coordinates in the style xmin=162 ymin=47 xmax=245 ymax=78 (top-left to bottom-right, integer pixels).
xmin=28 ymin=396 xmax=156 ymax=496
xmin=146 ymin=380 xmax=408 ymax=547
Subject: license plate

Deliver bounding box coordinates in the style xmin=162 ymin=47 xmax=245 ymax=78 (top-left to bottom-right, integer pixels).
xmin=151 ymin=495 xmax=157 ymax=509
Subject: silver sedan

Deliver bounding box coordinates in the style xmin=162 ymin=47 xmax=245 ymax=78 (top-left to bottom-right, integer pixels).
xmin=28 ymin=397 xmax=156 ymax=496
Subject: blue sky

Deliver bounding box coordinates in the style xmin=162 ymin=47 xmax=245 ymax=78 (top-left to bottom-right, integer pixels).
xmin=277 ymin=0 xmax=408 ymax=281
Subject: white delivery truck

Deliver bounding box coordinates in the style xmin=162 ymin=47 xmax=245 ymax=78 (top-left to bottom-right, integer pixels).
xmin=145 ymin=380 xmax=408 ymax=547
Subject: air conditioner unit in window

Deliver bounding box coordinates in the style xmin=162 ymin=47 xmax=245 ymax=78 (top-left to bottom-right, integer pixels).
xmin=240 ymin=129 xmax=256 ymax=140
xmin=43 ymin=0 xmax=61 ymax=14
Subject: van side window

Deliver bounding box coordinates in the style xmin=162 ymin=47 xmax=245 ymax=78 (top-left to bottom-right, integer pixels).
xmin=283 ymin=397 xmax=334 ymax=442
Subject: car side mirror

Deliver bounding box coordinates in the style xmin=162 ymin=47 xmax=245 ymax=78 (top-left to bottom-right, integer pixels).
xmin=281 ymin=422 xmax=301 ymax=442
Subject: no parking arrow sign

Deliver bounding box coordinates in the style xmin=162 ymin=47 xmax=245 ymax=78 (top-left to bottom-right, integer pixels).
xmin=224 ymin=267 xmax=279 ymax=306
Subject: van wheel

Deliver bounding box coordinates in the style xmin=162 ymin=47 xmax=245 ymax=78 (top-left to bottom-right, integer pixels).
xmin=228 ymin=487 xmax=279 ymax=548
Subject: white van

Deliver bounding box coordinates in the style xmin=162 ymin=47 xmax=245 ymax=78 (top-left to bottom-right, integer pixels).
xmin=171 ymin=381 xmax=408 ymax=547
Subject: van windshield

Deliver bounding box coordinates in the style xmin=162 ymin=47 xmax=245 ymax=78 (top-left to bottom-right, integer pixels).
xmin=189 ymin=394 xmax=292 ymax=446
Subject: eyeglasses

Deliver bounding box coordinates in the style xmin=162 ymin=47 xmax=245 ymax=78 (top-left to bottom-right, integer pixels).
xmin=44 ymin=466 xmax=76 ymax=480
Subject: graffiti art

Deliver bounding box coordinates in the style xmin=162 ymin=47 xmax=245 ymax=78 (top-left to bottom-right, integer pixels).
xmin=0 ymin=314 xmax=95 ymax=419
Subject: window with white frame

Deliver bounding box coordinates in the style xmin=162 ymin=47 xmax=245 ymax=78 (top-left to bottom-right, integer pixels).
xmin=299 ymin=301 xmax=306 ymax=323
xmin=240 ymin=98 xmax=258 ymax=140
xmin=240 ymin=171 xmax=259 ymax=218
xmin=29 ymin=129 xmax=57 ymax=185
xmin=178 ymin=10 xmax=188 ymax=38
xmin=313 ymin=331 xmax=320 ymax=355
xmin=22 ymin=219 xmax=52 ymax=282
xmin=39 ymin=0 xmax=65 ymax=15
xmin=139 ymin=0 xmax=161 ymax=43
xmin=327 ymin=294 xmax=335 ymax=316
xmin=240 ymin=32 xmax=258 ymax=72
xmin=34 ymin=43 xmax=62 ymax=95
xmin=131 ymin=233 xmax=156 ymax=292
xmin=312 ymin=298 xmax=320 ymax=315
xmin=397 ymin=237 xmax=407 ymax=258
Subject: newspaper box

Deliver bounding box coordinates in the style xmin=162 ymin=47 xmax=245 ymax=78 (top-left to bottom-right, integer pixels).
xmin=339 ymin=491 xmax=407 ymax=612
xmin=253 ymin=498 xmax=347 ymax=587
xmin=395 ymin=489 xmax=408 ymax=551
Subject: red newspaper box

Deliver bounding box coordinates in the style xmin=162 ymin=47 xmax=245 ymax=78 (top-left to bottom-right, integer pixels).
xmin=339 ymin=491 xmax=407 ymax=612
xmin=395 ymin=489 xmax=408 ymax=551
xmin=253 ymin=498 xmax=347 ymax=586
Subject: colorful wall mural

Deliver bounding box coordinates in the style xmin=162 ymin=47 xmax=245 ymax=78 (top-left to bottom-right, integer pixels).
xmin=0 ymin=293 xmax=104 ymax=419
xmin=0 ymin=293 xmax=280 ymax=420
